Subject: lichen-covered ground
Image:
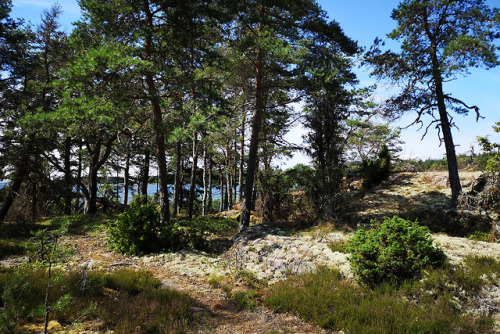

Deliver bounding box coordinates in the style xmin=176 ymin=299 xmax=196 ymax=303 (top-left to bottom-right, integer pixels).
xmin=2 ymin=171 xmax=499 ymax=333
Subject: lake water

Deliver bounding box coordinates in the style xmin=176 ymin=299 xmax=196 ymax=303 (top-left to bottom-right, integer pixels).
xmin=0 ymin=182 xmax=223 ymax=202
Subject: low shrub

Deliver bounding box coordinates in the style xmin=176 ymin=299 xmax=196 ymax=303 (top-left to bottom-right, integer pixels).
xmin=346 ymin=216 xmax=446 ymax=286
xmin=265 ymin=266 xmax=494 ymax=333
xmin=361 ymin=144 xmax=392 ymax=190
xmin=108 ymin=205 xmax=239 ymax=255
xmin=108 ymin=204 xmax=162 ymax=255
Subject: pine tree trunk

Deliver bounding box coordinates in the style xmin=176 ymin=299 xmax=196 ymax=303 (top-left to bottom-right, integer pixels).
xmin=123 ymin=145 xmax=131 ymax=206
xmin=233 ymin=134 xmax=237 ymax=204
xmin=0 ymin=164 xmax=27 ymax=222
xmin=240 ymin=41 xmax=264 ymax=232
xmin=144 ymin=0 xmax=170 ymax=224
xmin=87 ymin=141 xmax=101 ymax=214
xmin=219 ymin=163 xmax=225 ymax=212
xmin=188 ymin=133 xmax=199 ymax=219
xmin=208 ymin=154 xmax=213 ymax=214
xmin=173 ymin=141 xmax=182 ymax=217
xmin=76 ymin=141 xmax=82 ymax=211
xmin=202 ymin=143 xmax=208 ymax=216
xmin=86 ymin=135 xmax=116 ymax=214
xmin=430 ymin=44 xmax=462 ymax=208
xmin=141 ymin=150 xmax=150 ymax=198
xmin=64 ymin=137 xmax=72 ymax=215
xmin=225 ymin=140 xmax=233 ymax=209
xmin=31 ymin=178 xmax=37 ymax=221
xmin=238 ymin=111 xmax=246 ymax=202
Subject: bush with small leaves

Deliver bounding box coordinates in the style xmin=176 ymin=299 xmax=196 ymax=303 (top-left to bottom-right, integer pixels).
xmin=108 ymin=204 xmax=161 ymax=255
xmin=346 ymin=216 xmax=446 ymax=286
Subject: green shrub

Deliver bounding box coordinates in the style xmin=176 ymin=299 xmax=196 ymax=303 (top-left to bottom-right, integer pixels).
xmin=108 ymin=204 xmax=161 ymax=255
xmin=346 ymin=216 xmax=446 ymax=286
xmin=361 ymin=144 xmax=392 ymax=190
xmin=108 ymin=205 xmax=222 ymax=255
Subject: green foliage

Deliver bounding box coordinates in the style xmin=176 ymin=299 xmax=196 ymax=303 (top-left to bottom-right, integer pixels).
xmin=0 ymin=267 xmax=193 ymax=333
xmin=108 ymin=203 xmax=238 ymax=255
xmin=467 ymin=231 xmax=496 ymax=243
xmin=478 ymin=128 xmax=500 ymax=171
xmin=47 ymin=213 xmax=110 ymax=233
xmin=346 ymin=118 xmax=402 ymax=162
xmin=361 ymin=144 xmax=392 ymax=190
xmin=173 ymin=216 xmax=238 ymax=237
xmin=108 ymin=204 xmax=161 ymax=255
xmin=346 ymin=216 xmax=446 ymax=286
xmin=265 ymin=265 xmax=494 ymax=333
xmin=257 ymin=169 xmax=296 ymax=223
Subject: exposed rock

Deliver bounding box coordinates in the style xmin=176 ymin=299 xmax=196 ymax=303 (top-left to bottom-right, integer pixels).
xmin=0 ymin=256 xmax=29 ymax=268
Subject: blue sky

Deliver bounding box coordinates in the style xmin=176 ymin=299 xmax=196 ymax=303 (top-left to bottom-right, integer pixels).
xmin=10 ymin=0 xmax=500 ymax=166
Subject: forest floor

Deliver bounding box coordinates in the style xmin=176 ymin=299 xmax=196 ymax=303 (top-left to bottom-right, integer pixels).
xmin=3 ymin=171 xmax=500 ymax=333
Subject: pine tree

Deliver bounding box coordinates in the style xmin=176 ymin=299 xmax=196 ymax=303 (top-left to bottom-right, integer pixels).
xmin=367 ymin=0 xmax=500 ymax=208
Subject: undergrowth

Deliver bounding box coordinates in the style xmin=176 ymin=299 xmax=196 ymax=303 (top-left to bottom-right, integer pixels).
xmin=108 ymin=203 xmax=238 ymax=255
xmin=0 ymin=267 xmax=195 ymax=333
xmin=0 ymin=214 xmax=111 ymax=260
xmin=265 ymin=259 xmax=499 ymax=333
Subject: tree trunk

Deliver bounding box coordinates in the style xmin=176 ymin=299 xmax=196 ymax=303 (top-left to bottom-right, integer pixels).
xmin=233 ymin=134 xmax=237 ymax=204
xmin=202 ymin=143 xmax=208 ymax=216
xmin=87 ymin=141 xmax=101 ymax=214
xmin=31 ymin=178 xmax=37 ymax=221
xmin=141 ymin=149 xmax=150 ymax=198
xmin=240 ymin=40 xmax=265 ymax=232
xmin=225 ymin=140 xmax=233 ymax=209
xmin=238 ymin=111 xmax=246 ymax=202
xmin=430 ymin=45 xmax=462 ymax=208
xmin=123 ymin=144 xmax=131 ymax=206
xmin=173 ymin=141 xmax=182 ymax=217
xmin=218 ymin=163 xmax=224 ymax=212
xmin=0 ymin=164 xmax=27 ymax=222
xmin=86 ymin=134 xmax=117 ymax=214
xmin=76 ymin=140 xmax=82 ymax=211
xmin=144 ymin=0 xmax=170 ymax=224
xmin=64 ymin=137 xmax=72 ymax=215
xmin=188 ymin=133 xmax=199 ymax=218
xmin=208 ymin=153 xmax=213 ymax=214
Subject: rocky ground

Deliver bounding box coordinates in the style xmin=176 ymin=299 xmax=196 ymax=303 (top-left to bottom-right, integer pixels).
xmin=2 ymin=171 xmax=499 ymax=333
xmin=51 ymin=219 xmax=500 ymax=333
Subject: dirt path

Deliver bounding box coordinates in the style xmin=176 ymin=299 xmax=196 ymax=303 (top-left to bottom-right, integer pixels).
xmin=66 ymin=233 xmax=332 ymax=334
